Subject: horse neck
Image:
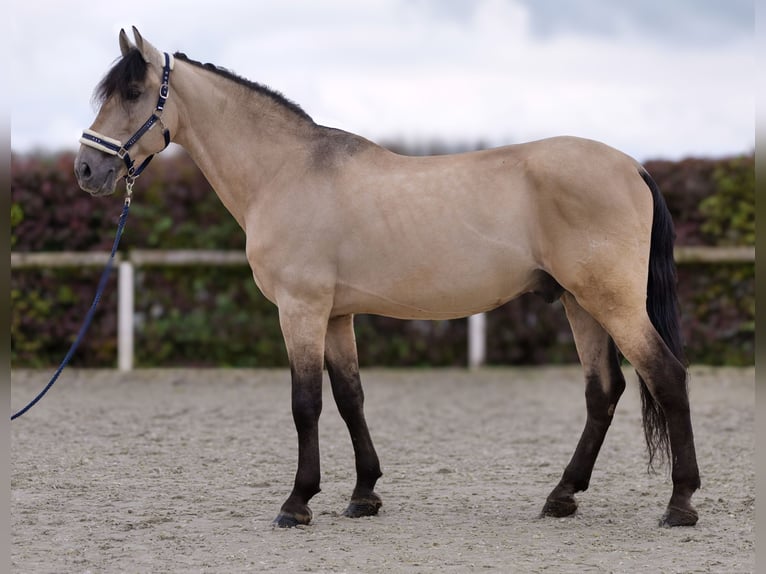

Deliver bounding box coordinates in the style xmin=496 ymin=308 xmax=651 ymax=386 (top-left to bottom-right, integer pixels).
xmin=171 ymin=62 xmax=315 ymax=227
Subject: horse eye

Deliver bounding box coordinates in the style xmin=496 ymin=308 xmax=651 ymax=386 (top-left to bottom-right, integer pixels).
xmin=126 ymin=86 xmax=142 ymax=101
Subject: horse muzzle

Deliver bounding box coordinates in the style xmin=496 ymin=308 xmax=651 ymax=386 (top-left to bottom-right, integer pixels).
xmin=74 ymin=147 xmax=122 ymax=196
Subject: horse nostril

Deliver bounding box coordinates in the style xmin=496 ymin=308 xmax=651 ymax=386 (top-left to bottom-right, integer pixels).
xmin=80 ymin=162 xmax=92 ymax=180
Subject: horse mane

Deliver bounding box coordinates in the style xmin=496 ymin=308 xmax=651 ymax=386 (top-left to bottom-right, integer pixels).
xmin=94 ymin=49 xmax=313 ymax=124
xmin=95 ymin=48 xmax=148 ymax=104
xmin=173 ymin=52 xmax=313 ymax=123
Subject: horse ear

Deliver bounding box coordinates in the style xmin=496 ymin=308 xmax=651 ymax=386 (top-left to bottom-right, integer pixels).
xmin=119 ymin=28 xmax=133 ymax=56
xmin=131 ymin=26 xmax=165 ymax=69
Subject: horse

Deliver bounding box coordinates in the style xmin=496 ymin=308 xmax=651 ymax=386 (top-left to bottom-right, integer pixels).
xmin=74 ymin=27 xmax=699 ymax=528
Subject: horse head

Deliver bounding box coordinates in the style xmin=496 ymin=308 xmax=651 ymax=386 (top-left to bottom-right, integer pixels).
xmin=75 ymin=27 xmax=178 ymax=196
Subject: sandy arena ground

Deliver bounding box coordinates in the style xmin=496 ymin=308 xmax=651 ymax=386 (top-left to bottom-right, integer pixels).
xmin=11 ymin=366 xmax=754 ymax=573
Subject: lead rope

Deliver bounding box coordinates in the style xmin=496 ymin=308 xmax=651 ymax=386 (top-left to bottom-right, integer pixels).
xmin=11 ymin=191 xmax=132 ymax=420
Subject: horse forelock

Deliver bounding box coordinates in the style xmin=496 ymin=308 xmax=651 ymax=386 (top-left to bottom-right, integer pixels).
xmin=95 ymin=48 xmax=148 ymax=105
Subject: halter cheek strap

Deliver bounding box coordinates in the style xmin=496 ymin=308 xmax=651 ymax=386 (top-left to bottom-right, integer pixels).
xmin=80 ymin=52 xmax=175 ymax=192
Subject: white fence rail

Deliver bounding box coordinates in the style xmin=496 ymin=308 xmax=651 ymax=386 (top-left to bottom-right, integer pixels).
xmin=11 ymin=246 xmax=755 ymax=370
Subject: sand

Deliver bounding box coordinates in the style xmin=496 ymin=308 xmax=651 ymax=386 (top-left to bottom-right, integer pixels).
xmin=11 ymin=366 xmax=754 ymax=573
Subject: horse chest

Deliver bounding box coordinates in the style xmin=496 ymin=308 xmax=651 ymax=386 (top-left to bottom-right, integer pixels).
xmin=244 ymin=249 xmax=278 ymax=304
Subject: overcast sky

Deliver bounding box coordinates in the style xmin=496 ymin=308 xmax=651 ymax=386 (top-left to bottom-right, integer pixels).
xmin=10 ymin=0 xmax=754 ymax=161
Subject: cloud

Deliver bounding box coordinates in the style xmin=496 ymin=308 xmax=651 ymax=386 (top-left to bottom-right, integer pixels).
xmin=518 ymin=0 xmax=753 ymax=45
xmin=10 ymin=0 xmax=754 ymax=160
xmin=237 ymin=0 xmax=753 ymax=158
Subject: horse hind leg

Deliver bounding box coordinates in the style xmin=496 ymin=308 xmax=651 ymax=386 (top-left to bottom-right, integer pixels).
xmin=542 ymin=292 xmax=626 ymax=518
xmin=325 ymin=314 xmax=383 ymax=518
xmin=571 ymin=282 xmax=700 ymax=527
xmin=603 ymin=312 xmax=700 ymax=526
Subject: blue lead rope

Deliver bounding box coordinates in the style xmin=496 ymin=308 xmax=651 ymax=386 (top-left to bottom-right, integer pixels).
xmin=11 ymin=198 xmax=131 ymax=421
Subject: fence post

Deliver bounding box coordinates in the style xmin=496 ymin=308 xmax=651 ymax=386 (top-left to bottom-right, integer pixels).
xmin=118 ymin=261 xmax=134 ymax=371
xmin=468 ymin=313 xmax=486 ymax=369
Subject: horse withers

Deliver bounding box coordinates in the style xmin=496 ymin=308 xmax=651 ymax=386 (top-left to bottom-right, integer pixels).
xmin=75 ymin=27 xmax=700 ymax=528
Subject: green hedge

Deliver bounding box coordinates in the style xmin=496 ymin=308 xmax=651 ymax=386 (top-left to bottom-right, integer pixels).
xmin=11 ymin=148 xmax=754 ymax=367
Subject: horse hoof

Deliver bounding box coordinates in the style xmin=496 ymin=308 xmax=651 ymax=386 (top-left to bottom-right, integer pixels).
xmin=660 ymin=505 xmax=698 ymax=527
xmin=272 ymin=507 xmax=312 ymax=528
xmin=343 ymin=496 xmax=382 ymax=518
xmin=541 ymin=497 xmax=577 ymax=518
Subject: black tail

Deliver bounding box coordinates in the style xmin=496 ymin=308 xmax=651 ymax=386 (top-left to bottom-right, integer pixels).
xmin=638 ymin=169 xmax=686 ymax=470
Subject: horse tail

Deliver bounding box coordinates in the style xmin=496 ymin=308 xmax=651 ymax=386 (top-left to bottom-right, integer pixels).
xmin=638 ymin=168 xmax=686 ymax=470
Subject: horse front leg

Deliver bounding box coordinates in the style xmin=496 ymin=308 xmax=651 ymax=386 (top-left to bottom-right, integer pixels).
xmin=272 ymin=297 xmax=330 ymax=528
xmin=325 ymin=315 xmax=382 ymax=518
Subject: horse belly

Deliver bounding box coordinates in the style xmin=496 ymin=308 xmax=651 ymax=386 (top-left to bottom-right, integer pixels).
xmin=331 ymin=166 xmax=540 ymax=318
xmin=332 ymin=247 xmax=537 ymax=320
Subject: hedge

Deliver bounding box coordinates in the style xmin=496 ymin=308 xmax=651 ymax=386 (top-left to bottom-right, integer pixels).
xmin=10 ymin=147 xmax=754 ymax=367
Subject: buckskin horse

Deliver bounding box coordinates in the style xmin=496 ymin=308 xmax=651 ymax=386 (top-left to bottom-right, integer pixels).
xmin=74 ymin=28 xmax=699 ymax=528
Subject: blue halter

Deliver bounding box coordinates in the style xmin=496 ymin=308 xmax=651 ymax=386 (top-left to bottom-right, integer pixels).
xmin=80 ymin=52 xmax=174 ymax=190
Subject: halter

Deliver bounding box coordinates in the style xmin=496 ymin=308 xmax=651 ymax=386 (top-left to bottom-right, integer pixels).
xmin=80 ymin=52 xmax=175 ymax=195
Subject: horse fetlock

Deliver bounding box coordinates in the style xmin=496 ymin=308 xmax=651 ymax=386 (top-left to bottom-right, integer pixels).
xmin=671 ymin=466 xmax=701 ymax=491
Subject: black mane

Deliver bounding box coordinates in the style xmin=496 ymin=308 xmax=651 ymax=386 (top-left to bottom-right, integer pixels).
xmin=95 ymin=48 xmax=148 ymax=104
xmin=173 ymin=52 xmax=313 ymax=122
xmin=94 ymin=49 xmax=313 ymax=124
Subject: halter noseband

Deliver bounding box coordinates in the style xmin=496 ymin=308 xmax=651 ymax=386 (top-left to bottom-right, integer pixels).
xmin=80 ymin=52 xmax=175 ymax=193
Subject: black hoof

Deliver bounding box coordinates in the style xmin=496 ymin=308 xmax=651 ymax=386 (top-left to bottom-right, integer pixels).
xmin=660 ymin=505 xmax=698 ymax=527
xmin=343 ymin=496 xmax=382 ymax=518
xmin=541 ymin=497 xmax=577 ymax=518
xmin=272 ymin=507 xmax=312 ymax=528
